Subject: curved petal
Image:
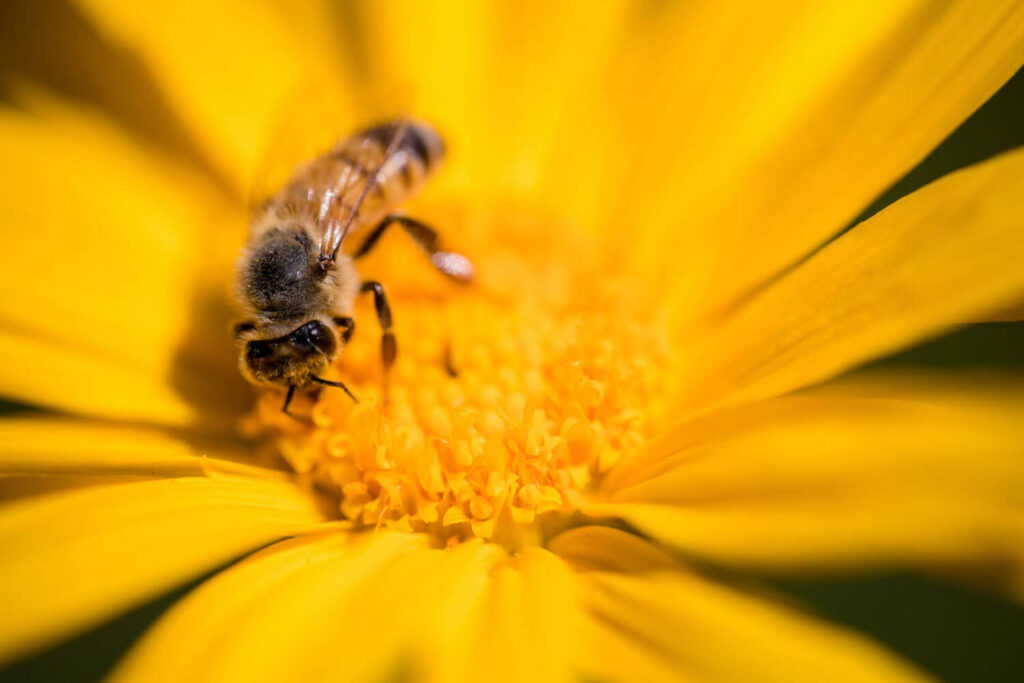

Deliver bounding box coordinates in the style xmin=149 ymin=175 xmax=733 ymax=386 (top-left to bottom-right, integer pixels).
xmin=680 ymin=147 xmax=1024 ymax=414
xmin=0 ymin=475 xmax=327 ymax=663
xmin=110 ymin=532 xmax=426 ymax=683
xmin=596 ymin=374 xmax=1024 ymax=597
xmin=110 ymin=531 xmax=508 ymax=683
xmin=111 ymin=527 xmax=592 ymax=683
xmin=551 ymin=527 xmax=931 ymax=682
xmin=0 ymin=100 xmax=249 ymax=429
xmin=622 ymin=0 xmax=1024 ymax=321
xmin=69 ymin=0 xmax=343 ymax=193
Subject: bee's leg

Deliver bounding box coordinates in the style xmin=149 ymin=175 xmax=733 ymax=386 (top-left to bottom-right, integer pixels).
xmin=311 ymin=375 xmax=359 ymax=403
xmin=353 ymin=214 xmax=475 ymax=283
xmin=281 ymin=385 xmax=299 ymax=419
xmin=233 ymin=321 xmax=257 ymax=338
xmin=443 ymin=342 xmax=458 ymax=378
xmin=281 ymin=386 xmax=316 ymax=423
xmin=359 ymin=281 xmax=396 ymax=400
xmin=332 ymin=316 xmax=356 ymax=344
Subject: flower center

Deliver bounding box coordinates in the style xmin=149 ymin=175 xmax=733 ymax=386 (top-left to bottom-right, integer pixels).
xmin=245 ymin=206 xmax=676 ymax=547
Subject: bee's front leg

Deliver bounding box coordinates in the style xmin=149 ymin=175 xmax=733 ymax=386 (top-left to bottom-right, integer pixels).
xmin=233 ymin=320 xmax=257 ymax=338
xmin=281 ymin=385 xmax=308 ymax=422
xmin=332 ymin=315 xmax=356 ymax=344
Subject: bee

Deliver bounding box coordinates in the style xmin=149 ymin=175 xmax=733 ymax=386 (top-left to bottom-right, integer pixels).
xmin=234 ymin=120 xmax=474 ymax=416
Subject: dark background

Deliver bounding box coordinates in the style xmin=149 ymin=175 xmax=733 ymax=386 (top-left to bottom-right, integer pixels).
xmin=0 ymin=8 xmax=1022 ymax=680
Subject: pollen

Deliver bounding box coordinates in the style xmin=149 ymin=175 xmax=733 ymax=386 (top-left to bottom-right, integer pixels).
xmin=245 ymin=207 xmax=677 ymax=547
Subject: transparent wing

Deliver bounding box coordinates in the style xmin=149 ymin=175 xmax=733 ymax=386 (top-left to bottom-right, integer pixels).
xmin=316 ymin=117 xmax=413 ymax=266
xmin=249 ymin=79 xmax=417 ymax=215
xmin=250 ymin=81 xmax=419 ymax=273
xmin=247 ymin=83 xmax=360 ymax=216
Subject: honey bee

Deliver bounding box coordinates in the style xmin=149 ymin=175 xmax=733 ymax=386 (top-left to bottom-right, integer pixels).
xmin=234 ymin=120 xmax=474 ymax=416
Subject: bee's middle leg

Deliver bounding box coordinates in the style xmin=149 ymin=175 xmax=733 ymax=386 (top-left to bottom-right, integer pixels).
xmin=359 ymin=280 xmax=396 ymax=400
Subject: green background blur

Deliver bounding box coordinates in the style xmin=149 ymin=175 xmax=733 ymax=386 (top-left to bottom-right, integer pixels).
xmin=1 ymin=4 xmax=1023 ymax=681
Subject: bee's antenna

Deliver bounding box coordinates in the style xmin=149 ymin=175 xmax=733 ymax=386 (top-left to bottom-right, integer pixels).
xmin=330 ymin=118 xmax=411 ymax=262
xmin=311 ymin=375 xmax=359 ymax=403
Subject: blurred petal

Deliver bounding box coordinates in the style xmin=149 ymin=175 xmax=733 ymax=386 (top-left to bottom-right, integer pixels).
xmin=551 ymin=527 xmax=931 ymax=682
xmin=0 ymin=475 xmax=327 ymax=663
xmin=113 ymin=528 xmax=589 ymax=683
xmin=0 ymin=417 xmax=286 ymax=503
xmin=986 ymin=301 xmax=1024 ymax=322
xmin=680 ymin=148 xmax=1024 ymax=414
xmin=467 ymin=548 xmax=581 ymax=683
xmin=620 ymin=0 xmax=1024 ymax=320
xmin=596 ymin=374 xmax=1024 ymax=596
xmin=353 ymin=0 xmax=628 ymax=208
xmin=111 ymin=532 xmax=509 ymax=683
xmin=110 ymin=532 xmax=424 ymax=683
xmin=0 ymin=1 xmax=224 ymax=185
xmin=69 ymin=0 xmax=342 ymax=193
xmin=345 ymin=1 xmax=497 ymax=197
xmin=0 ymin=417 xmax=267 ymax=477
xmin=0 ymin=98 xmax=248 ymax=429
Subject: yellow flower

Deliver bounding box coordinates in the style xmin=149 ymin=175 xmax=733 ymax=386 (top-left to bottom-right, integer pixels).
xmin=2 ymin=1 xmax=1024 ymax=681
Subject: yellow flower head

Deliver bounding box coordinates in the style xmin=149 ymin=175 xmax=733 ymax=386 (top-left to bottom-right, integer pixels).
xmin=2 ymin=1 xmax=1024 ymax=681
xmin=244 ymin=197 xmax=678 ymax=546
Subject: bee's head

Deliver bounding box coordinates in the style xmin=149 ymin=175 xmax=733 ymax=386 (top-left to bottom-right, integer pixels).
xmin=241 ymin=320 xmax=337 ymax=387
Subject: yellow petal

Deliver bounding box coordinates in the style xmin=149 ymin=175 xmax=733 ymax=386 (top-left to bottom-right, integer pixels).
xmin=622 ymin=0 xmax=1024 ymax=322
xmin=0 ymin=417 xmax=286 ymax=503
xmin=575 ymin=616 xmax=692 ymax=683
xmin=0 ymin=99 xmax=248 ymax=428
xmin=468 ymin=548 xmax=582 ymax=683
xmin=111 ymin=532 xmax=510 ymax=683
xmin=69 ymin=0 xmax=341 ymax=192
xmin=0 ymin=2 xmax=226 ymax=185
xmin=551 ymin=527 xmax=930 ymax=682
xmin=680 ymin=147 xmax=1024 ymax=414
xmin=346 ymin=0 xmax=494 ymax=199
xmin=110 ymin=532 xmax=425 ymax=683
xmin=347 ymin=0 xmax=628 ymax=209
xmin=0 ymin=417 xmax=272 ymax=478
xmin=986 ymin=300 xmax=1024 ymax=321
xmin=0 ymin=475 xmax=327 ymax=663
xmin=547 ymin=524 xmax=681 ymax=574
xmin=595 ymin=374 xmax=1024 ymax=597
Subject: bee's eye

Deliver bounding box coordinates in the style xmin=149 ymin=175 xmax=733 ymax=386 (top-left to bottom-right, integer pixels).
xmin=306 ymin=322 xmax=327 ymax=343
xmin=290 ymin=321 xmax=336 ymax=356
xmin=246 ymin=340 xmax=274 ymax=361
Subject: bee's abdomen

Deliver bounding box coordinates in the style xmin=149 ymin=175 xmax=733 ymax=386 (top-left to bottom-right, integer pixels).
xmin=363 ymin=121 xmax=445 ymax=175
xmin=275 ymin=120 xmax=444 ymax=231
xmin=346 ymin=122 xmax=444 ymax=212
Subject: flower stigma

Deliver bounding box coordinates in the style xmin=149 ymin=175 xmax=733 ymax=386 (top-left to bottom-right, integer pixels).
xmin=244 ymin=207 xmax=677 ymax=548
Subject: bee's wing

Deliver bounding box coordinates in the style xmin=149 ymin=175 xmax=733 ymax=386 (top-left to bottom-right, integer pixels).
xmin=317 ymin=117 xmax=412 ymax=264
xmin=247 ymin=87 xmax=355 ymax=216
xmin=249 ymin=81 xmax=417 ymax=216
